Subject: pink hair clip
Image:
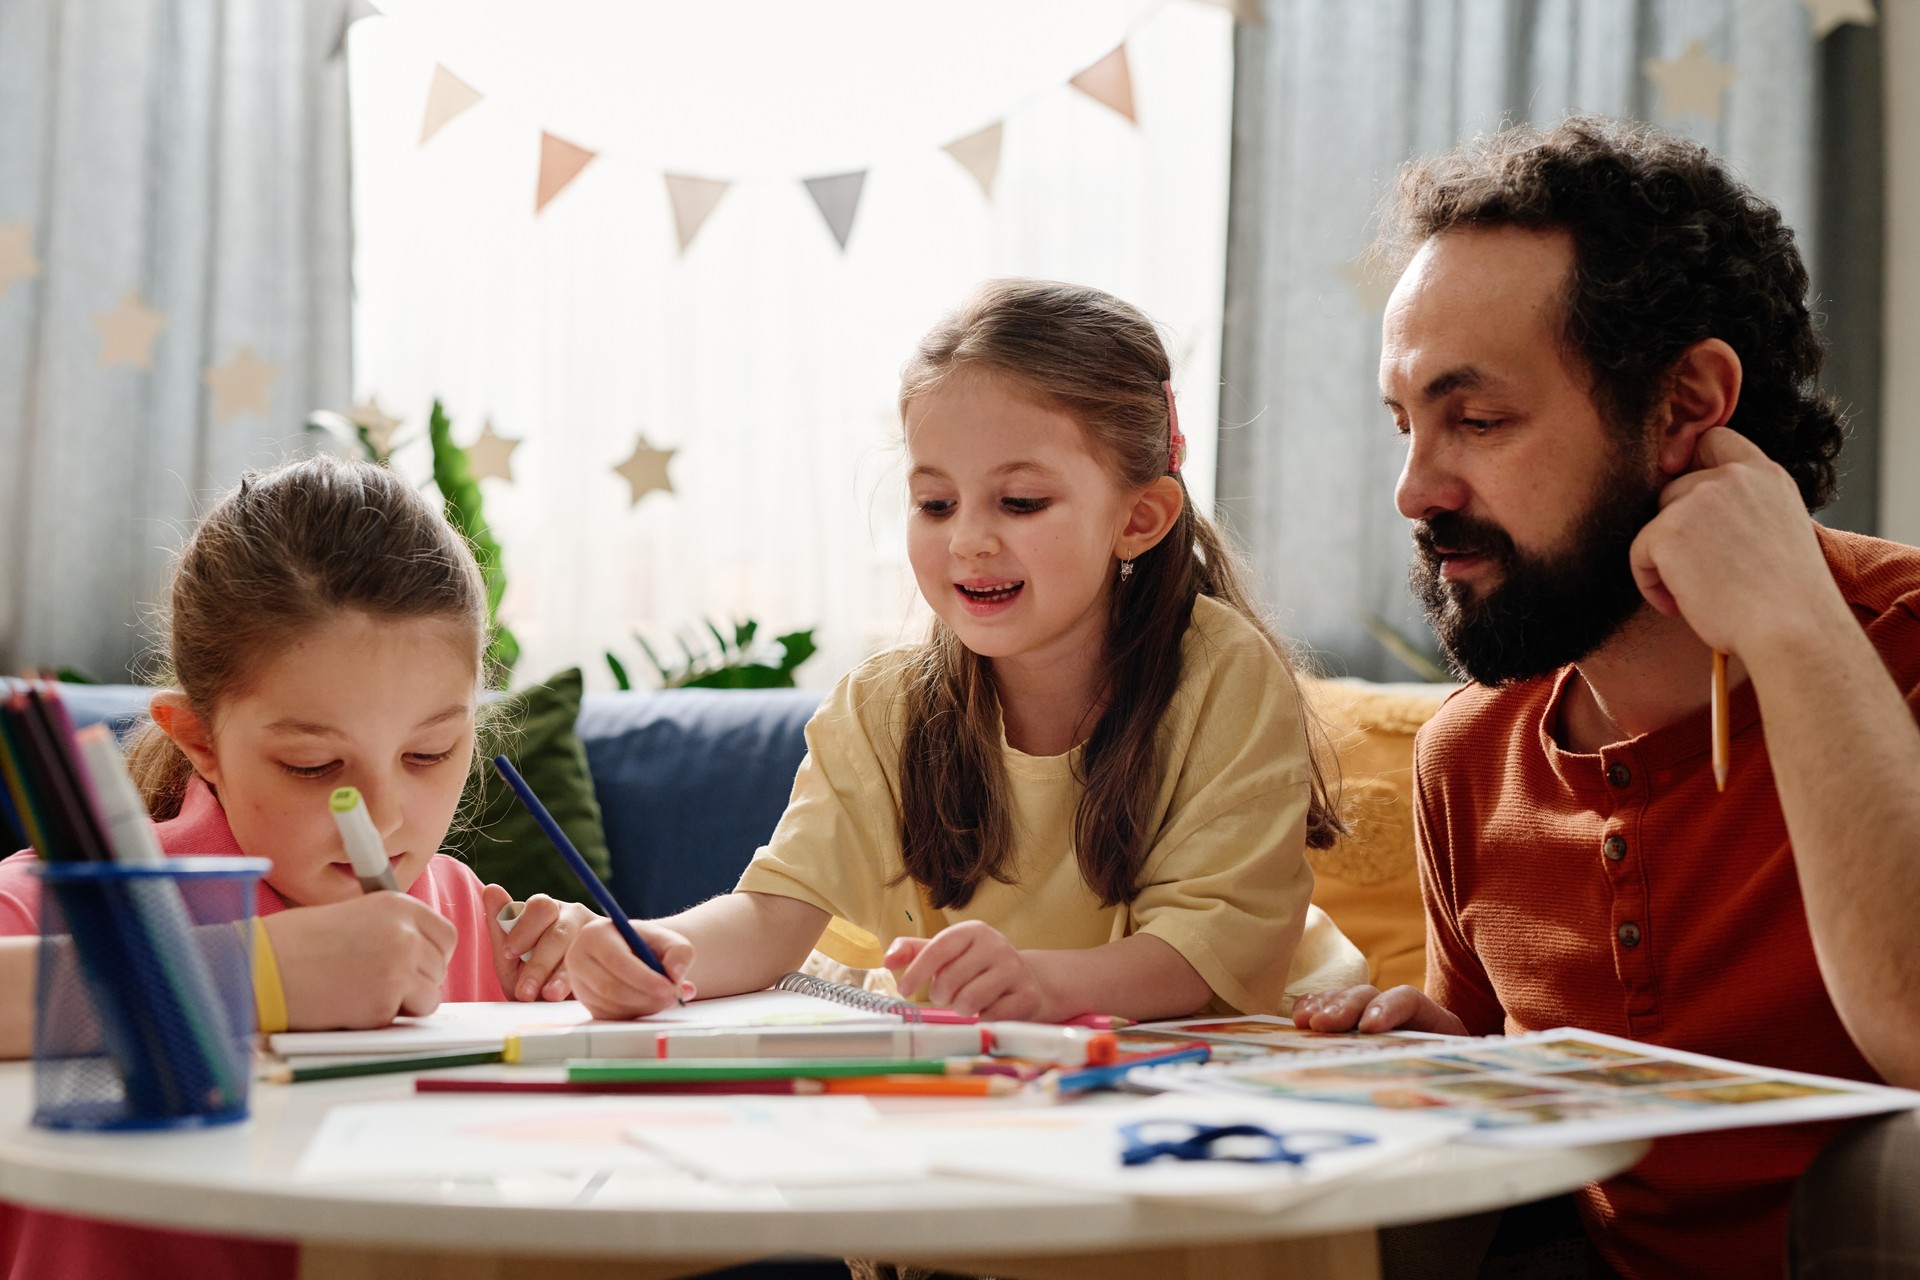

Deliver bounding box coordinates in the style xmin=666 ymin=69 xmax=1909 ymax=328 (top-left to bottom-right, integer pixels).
xmin=1163 ymin=380 xmax=1185 ymax=475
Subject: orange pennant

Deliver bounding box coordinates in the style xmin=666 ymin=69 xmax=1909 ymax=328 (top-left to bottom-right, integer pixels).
xmin=536 ymin=132 xmax=597 ymax=214
xmin=1070 ymin=46 xmax=1136 ymax=124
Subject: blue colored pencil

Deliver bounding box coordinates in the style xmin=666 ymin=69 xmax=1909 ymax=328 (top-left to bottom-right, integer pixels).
xmin=1051 ymin=1044 xmax=1212 ymax=1094
xmin=490 ymin=755 xmax=681 ymax=1004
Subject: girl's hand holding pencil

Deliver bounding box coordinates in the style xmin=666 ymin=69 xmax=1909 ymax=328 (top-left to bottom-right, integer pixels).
xmin=481 ymin=885 xmax=595 ymax=1002
xmin=570 ymin=916 xmax=697 ymax=1018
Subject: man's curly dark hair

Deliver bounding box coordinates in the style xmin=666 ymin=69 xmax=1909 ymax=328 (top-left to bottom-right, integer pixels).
xmin=1376 ymin=116 xmax=1845 ymax=511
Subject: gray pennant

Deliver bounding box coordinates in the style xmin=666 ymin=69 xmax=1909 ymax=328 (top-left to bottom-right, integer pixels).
xmin=803 ymin=171 xmax=867 ymax=251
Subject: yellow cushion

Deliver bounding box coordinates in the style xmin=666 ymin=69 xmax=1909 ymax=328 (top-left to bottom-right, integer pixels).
xmin=1300 ymin=677 xmax=1450 ymax=993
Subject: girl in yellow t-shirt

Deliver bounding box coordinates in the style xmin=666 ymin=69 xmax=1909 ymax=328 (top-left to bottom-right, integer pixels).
xmin=572 ymin=279 xmax=1365 ymax=1022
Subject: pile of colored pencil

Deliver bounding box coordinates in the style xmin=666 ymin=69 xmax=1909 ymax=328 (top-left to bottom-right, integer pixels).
xmin=0 ymin=681 xmax=246 ymax=1121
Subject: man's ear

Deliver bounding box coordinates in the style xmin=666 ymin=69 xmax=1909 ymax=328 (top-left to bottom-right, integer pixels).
xmin=1654 ymin=338 xmax=1743 ymax=475
xmin=1116 ymin=475 xmax=1186 ymax=561
xmin=149 ymin=692 xmax=222 ymax=788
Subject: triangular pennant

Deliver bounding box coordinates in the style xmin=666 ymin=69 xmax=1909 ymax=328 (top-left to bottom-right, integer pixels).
xmin=943 ymin=123 xmax=1004 ymax=199
xmin=664 ymin=174 xmax=731 ymax=253
xmin=418 ymin=64 xmax=483 ymax=145
xmin=535 ymin=132 xmax=597 ymax=213
xmin=1191 ymin=0 xmax=1266 ymax=22
xmin=330 ymin=0 xmax=381 ymax=58
xmin=1070 ymin=45 xmax=1136 ymax=124
xmin=803 ymin=171 xmax=867 ymax=251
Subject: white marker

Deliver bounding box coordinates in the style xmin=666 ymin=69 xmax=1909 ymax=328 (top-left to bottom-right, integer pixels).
xmin=329 ymin=787 xmax=397 ymax=892
xmin=655 ymin=1024 xmax=988 ymax=1061
xmin=76 ymin=725 xmax=166 ymax=867
xmin=498 ymin=900 xmax=531 ymax=962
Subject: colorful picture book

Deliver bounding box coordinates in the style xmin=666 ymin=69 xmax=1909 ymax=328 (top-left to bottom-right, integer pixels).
xmin=1135 ymin=1027 xmax=1920 ymax=1148
xmin=1119 ymin=1013 xmax=1465 ymax=1064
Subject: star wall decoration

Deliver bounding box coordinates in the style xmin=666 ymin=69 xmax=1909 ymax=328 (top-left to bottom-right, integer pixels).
xmin=1338 ymin=259 xmax=1399 ymax=313
xmin=1803 ymin=0 xmax=1876 ymax=39
xmin=0 ymin=223 xmax=42 ymax=300
xmin=94 ymin=291 xmax=168 ymax=369
xmin=204 ymin=346 xmax=281 ymax=423
xmin=615 ymin=437 xmax=675 ymax=507
xmin=1644 ymin=41 xmax=1738 ymax=123
xmin=347 ymin=397 xmax=404 ymax=455
xmin=466 ymin=419 xmax=521 ymax=483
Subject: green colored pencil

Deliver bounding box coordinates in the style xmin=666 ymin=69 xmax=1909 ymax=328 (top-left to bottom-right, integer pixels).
xmin=263 ymin=1049 xmax=506 ymax=1083
xmin=567 ymin=1057 xmax=958 ymax=1082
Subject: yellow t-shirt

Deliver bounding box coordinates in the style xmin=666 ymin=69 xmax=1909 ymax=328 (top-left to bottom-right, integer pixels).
xmin=735 ymin=595 xmax=1367 ymax=1014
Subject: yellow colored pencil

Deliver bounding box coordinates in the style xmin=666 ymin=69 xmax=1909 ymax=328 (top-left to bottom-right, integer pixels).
xmin=1711 ymin=650 xmax=1729 ymax=792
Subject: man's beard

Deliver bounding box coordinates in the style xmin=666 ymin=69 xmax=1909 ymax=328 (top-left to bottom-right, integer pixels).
xmin=1410 ymin=449 xmax=1664 ymax=687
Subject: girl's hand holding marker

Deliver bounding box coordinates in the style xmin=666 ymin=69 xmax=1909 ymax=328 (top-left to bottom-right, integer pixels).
xmin=482 ymin=887 xmax=594 ymax=1002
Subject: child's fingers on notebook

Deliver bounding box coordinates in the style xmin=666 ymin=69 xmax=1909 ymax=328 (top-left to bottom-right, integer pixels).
xmin=505 ymin=895 xmax=579 ymax=1001
xmin=950 ymin=967 xmax=1033 ymax=1021
xmin=892 ymin=922 xmax=1006 ymax=1002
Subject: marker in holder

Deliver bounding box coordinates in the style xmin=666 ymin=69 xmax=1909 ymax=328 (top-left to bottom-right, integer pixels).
xmin=32 ymin=858 xmax=268 ymax=1131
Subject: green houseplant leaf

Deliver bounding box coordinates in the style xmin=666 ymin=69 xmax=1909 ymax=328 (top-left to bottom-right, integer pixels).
xmin=428 ymin=399 xmax=519 ymax=685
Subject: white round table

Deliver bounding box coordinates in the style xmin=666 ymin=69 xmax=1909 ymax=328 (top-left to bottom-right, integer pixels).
xmin=0 ymin=1065 xmax=1645 ymax=1280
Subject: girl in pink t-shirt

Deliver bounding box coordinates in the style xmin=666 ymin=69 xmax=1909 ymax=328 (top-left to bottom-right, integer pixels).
xmin=0 ymin=454 xmax=595 ymax=1279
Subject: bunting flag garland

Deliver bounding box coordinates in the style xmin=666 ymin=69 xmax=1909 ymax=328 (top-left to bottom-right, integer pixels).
xmin=615 ymin=437 xmax=676 ymax=506
xmin=943 ymin=122 xmax=1004 ymax=199
xmin=1802 ymin=0 xmax=1876 ymax=39
xmin=419 ymin=64 xmax=484 ymax=145
xmin=330 ymin=0 xmax=382 ymax=60
xmin=664 ymin=174 xmax=731 ymax=254
xmin=536 ymin=132 xmax=598 ymax=213
xmin=1069 ymin=46 xmax=1137 ymax=125
xmin=0 ymin=223 xmax=42 ymax=300
xmin=804 ymin=171 xmax=868 ymax=251
xmin=94 ymin=291 xmax=168 ymax=369
xmin=203 ymin=347 xmax=281 ymax=424
xmin=1193 ymin=0 xmax=1265 ymax=22
xmin=1644 ymin=41 xmax=1737 ymax=123
xmin=465 ymin=420 xmax=521 ymax=483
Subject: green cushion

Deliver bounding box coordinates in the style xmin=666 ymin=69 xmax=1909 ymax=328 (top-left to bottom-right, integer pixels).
xmin=447 ymin=667 xmax=612 ymax=907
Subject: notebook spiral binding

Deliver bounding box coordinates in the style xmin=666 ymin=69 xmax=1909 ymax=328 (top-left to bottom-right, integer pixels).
xmin=774 ymin=971 xmax=926 ymax=1023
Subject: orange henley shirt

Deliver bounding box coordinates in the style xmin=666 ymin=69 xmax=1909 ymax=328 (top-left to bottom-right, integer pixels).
xmin=1413 ymin=526 xmax=1920 ymax=1280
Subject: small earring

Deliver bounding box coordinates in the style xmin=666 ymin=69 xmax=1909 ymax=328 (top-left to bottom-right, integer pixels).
xmin=1119 ymin=559 xmax=1134 ymax=581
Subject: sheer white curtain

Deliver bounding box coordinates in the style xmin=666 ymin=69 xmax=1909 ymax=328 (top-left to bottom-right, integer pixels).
xmin=1219 ymin=0 xmax=1826 ymax=681
xmin=0 ymin=0 xmax=352 ymax=680
xmin=347 ymin=0 xmax=1235 ymax=689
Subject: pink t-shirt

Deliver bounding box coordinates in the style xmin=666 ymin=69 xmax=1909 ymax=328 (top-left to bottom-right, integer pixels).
xmin=0 ymin=776 xmax=509 ymax=1280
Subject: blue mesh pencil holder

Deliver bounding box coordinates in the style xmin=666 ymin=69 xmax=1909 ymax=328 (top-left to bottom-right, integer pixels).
xmin=32 ymin=858 xmax=268 ymax=1131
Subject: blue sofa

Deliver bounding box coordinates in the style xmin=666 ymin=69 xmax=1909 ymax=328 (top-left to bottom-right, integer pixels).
xmin=49 ymin=683 xmax=823 ymax=918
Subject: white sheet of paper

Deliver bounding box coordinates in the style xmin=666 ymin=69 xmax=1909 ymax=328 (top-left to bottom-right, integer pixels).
xmin=268 ymin=991 xmax=887 ymax=1059
xmin=296 ymin=1095 xmax=881 ymax=1182
xmin=627 ymin=1123 xmax=931 ymax=1187
xmin=912 ymin=1095 xmax=1467 ymax=1211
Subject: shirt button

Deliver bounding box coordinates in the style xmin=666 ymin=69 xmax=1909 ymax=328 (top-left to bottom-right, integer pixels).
xmin=1618 ymin=922 xmax=1642 ymax=948
xmin=1604 ymin=836 xmax=1628 ymax=862
xmin=1607 ymin=763 xmax=1632 ymax=788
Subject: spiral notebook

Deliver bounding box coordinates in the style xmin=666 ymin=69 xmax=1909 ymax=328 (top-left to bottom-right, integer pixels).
xmin=771 ymin=972 xmax=977 ymax=1024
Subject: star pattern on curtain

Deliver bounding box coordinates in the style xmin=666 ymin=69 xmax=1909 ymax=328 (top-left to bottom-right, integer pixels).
xmin=0 ymin=223 xmax=42 ymax=299
xmin=466 ymin=419 xmax=521 ymax=482
xmin=614 ymin=437 xmax=676 ymax=506
xmin=203 ymin=346 xmax=282 ymax=423
xmin=94 ymin=291 xmax=168 ymax=369
xmin=1644 ymin=41 xmax=1738 ymax=123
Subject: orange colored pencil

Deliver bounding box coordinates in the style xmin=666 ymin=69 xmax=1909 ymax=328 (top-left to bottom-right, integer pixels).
xmin=1711 ymin=650 xmax=1729 ymax=792
xmin=807 ymin=1074 xmax=1020 ymax=1098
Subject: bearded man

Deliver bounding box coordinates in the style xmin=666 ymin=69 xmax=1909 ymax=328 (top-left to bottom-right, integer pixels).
xmin=1292 ymin=117 xmax=1920 ymax=1280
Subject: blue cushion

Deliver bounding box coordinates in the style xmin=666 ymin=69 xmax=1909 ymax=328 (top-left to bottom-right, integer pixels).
xmin=26 ymin=682 xmax=150 ymax=739
xmin=576 ymin=687 xmax=820 ymax=917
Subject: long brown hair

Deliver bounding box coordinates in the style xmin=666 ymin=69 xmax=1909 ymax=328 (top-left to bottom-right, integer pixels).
xmin=896 ymin=279 xmax=1342 ymax=910
xmin=125 ymin=454 xmax=489 ymax=818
